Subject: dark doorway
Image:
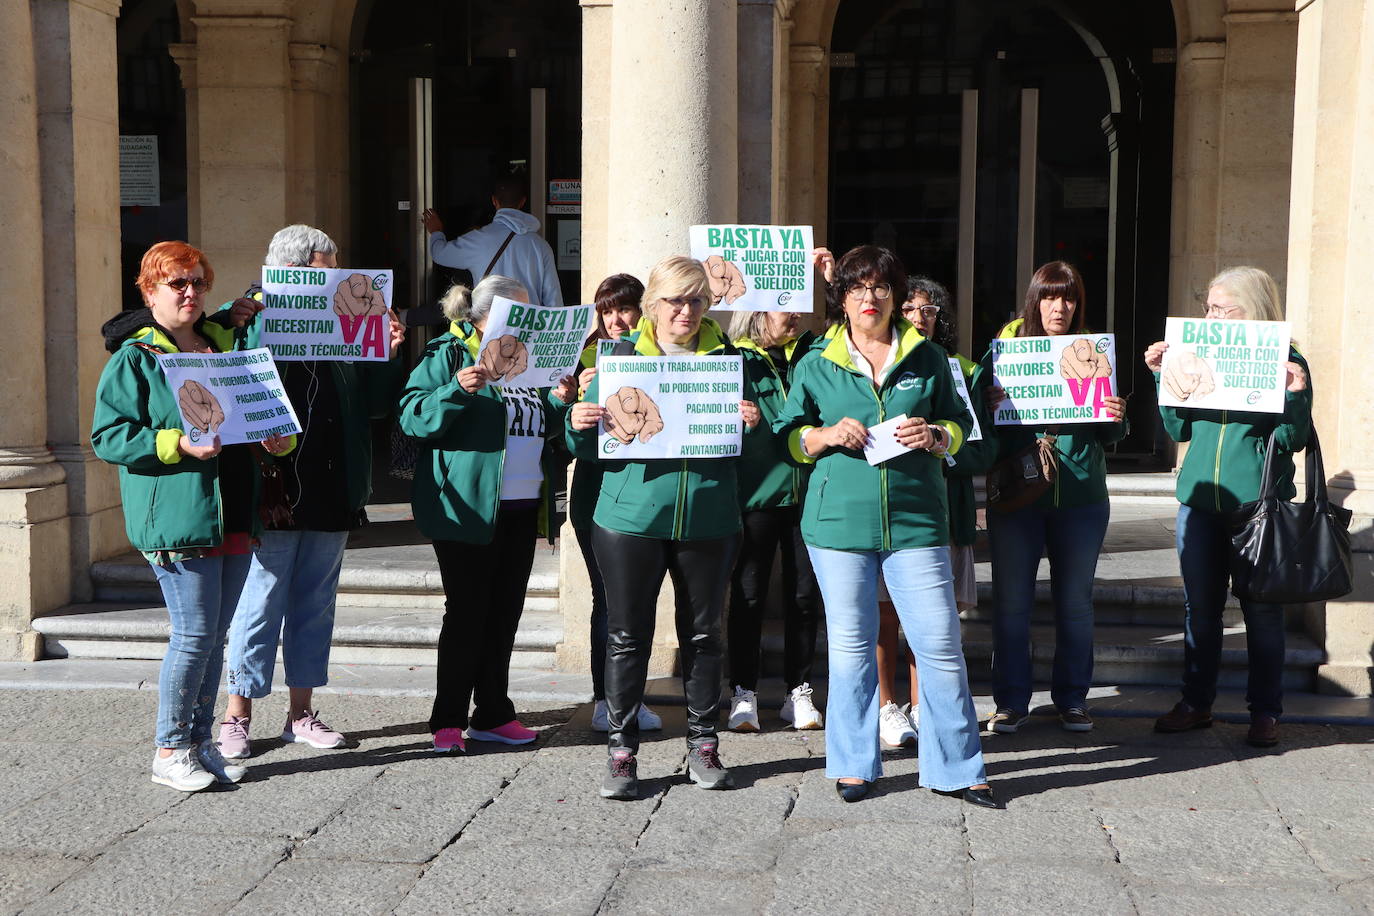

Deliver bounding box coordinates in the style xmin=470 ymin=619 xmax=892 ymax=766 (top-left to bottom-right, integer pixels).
xmin=829 ymin=0 xmax=1176 ymax=457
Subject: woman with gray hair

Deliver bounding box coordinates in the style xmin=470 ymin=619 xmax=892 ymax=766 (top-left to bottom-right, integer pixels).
xmin=722 ymin=309 xmax=824 ymax=734
xmin=215 ymin=224 xmax=405 ymax=761
xmin=1143 ymin=266 xmax=1312 ymax=748
xmin=398 ymin=275 xmax=578 ymax=754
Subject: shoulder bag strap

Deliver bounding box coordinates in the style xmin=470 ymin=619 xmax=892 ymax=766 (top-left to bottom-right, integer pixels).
xmin=482 ymin=231 xmax=518 ymax=279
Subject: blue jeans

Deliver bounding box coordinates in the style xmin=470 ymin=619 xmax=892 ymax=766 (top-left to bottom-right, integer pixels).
xmin=988 ymin=499 xmax=1109 ymax=713
xmin=807 ymin=545 xmax=986 ymax=791
xmin=152 ymin=553 xmax=252 ymax=748
xmin=574 ymin=525 xmax=609 ymax=701
xmin=226 ymin=529 xmax=348 ymax=698
xmin=1176 ymin=504 xmax=1285 ymax=718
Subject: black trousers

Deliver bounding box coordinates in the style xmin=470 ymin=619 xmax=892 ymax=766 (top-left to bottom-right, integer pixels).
xmin=428 ymin=505 xmax=538 ymax=733
xmin=727 ymin=505 xmax=821 ymax=691
xmin=593 ymin=527 xmax=740 ymax=755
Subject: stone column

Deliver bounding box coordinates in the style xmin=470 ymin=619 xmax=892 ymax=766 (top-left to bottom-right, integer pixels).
xmin=1285 ymin=0 xmax=1374 ymax=696
xmin=1215 ymin=11 xmax=1299 ymax=288
xmin=32 ymin=0 xmax=126 ymax=609
xmin=605 ymin=0 xmax=739 ymax=276
xmin=783 ymin=42 xmax=826 ymax=315
xmin=289 ymin=41 xmax=345 ymax=243
xmin=738 ymin=0 xmax=777 ymax=223
xmin=0 ymin=0 xmax=69 ymax=660
xmin=1167 ymin=41 xmax=1225 ymax=316
xmin=183 ymin=9 xmax=294 ymax=294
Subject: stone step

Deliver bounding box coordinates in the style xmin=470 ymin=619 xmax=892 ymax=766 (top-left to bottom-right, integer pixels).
xmin=33 ymin=602 xmax=563 ymax=670
xmin=758 ymin=620 xmax=1324 ymax=692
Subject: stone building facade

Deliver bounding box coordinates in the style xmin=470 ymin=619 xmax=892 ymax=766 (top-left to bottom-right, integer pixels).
xmin=1 ymin=0 xmax=1369 ymax=694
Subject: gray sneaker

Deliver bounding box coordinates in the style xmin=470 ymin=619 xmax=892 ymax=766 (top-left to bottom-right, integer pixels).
xmin=601 ymin=750 xmax=638 ymax=800
xmin=686 ymin=741 xmax=735 ymax=790
xmin=197 ymin=738 xmax=246 ymax=784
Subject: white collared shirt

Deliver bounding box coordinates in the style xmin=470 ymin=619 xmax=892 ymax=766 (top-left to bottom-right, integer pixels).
xmin=844 ymin=324 xmax=899 ymax=389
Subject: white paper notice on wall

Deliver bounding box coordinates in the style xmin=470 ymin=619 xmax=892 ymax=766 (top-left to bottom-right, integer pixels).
xmin=119 ymin=135 xmax=160 ymax=207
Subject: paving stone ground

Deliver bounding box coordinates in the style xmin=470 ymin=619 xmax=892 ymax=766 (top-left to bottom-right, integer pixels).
xmin=1 ymin=688 xmax=1371 ymax=915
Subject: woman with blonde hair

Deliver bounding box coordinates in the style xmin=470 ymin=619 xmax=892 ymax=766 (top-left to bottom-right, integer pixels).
xmin=1144 ymin=266 xmax=1311 ymax=747
xmin=398 ymin=274 xmax=578 ymax=755
xmin=567 ymin=256 xmax=760 ymax=800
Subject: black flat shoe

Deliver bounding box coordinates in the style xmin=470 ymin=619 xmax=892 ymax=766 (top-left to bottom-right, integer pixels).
xmin=835 ymin=780 xmax=870 ymax=803
xmin=962 ymin=787 xmax=1003 ymax=809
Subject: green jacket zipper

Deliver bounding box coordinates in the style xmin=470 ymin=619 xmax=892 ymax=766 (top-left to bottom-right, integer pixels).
xmin=673 ymin=459 xmax=688 ymax=539
xmin=1214 ymin=410 xmax=1228 ymax=511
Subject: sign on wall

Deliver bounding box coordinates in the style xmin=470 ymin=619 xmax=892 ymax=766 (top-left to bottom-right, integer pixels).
xmin=119 ymin=135 xmax=160 ymax=207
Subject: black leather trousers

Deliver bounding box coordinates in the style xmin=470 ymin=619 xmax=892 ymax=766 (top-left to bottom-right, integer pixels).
xmin=592 ymin=527 xmax=740 ymax=755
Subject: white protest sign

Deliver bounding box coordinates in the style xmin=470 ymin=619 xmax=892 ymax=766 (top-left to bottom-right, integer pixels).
xmin=259 ymin=267 xmax=394 ymax=362
xmin=596 ymin=354 xmax=744 ymax=459
xmin=1158 ymin=317 xmax=1291 ymax=414
xmin=990 ymin=333 xmax=1119 ymax=426
xmin=948 ymin=358 xmax=983 ymax=442
xmin=688 ymin=225 xmax=814 ymax=312
xmin=156 ymin=348 xmax=301 ymax=446
xmin=478 ymin=297 xmax=595 ymax=388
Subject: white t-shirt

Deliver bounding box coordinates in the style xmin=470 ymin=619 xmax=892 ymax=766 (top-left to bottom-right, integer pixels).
xmin=500 ymin=387 xmax=545 ymax=501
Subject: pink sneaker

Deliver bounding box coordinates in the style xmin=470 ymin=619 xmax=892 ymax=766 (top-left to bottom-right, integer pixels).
xmin=465 ymin=720 xmax=538 ymax=745
xmin=218 ymin=715 xmax=252 ymax=760
xmin=281 ymin=710 xmax=346 ymax=749
xmin=433 ymin=728 xmax=466 ymax=754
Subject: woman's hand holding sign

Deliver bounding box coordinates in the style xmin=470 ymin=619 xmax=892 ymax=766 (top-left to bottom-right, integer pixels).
xmin=740 ymin=400 xmax=762 ymax=430
xmin=570 ymin=402 xmax=604 ymax=432
xmin=1285 ymin=361 xmax=1308 ymax=392
xmin=552 ymin=374 xmax=579 ymax=405
xmin=456 ymin=364 xmax=492 ymax=394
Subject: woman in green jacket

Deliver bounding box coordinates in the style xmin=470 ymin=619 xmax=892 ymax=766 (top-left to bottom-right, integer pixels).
xmin=397 ymin=275 xmax=576 ymax=755
xmin=567 ymin=256 xmax=760 ymax=800
xmin=975 ymin=261 xmax=1127 ymax=736
xmin=723 ymin=310 xmax=822 ymax=733
xmin=92 ymin=241 xmax=288 ymax=793
xmin=775 ymin=245 xmax=997 ymax=808
xmin=1143 ymin=266 xmax=1312 ymax=747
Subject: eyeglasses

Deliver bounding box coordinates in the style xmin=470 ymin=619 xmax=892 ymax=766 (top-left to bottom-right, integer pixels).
xmin=663 ymin=296 xmax=705 ymax=313
xmin=846 ymin=282 xmax=892 ymax=301
xmin=901 ymin=304 xmax=941 ymax=318
xmin=1203 ymin=303 xmax=1243 ymax=319
xmin=161 ymin=277 xmax=211 ymax=294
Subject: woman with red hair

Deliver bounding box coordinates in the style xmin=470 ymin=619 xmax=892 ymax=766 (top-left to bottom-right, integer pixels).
xmin=93 ymin=241 xmax=289 ymax=792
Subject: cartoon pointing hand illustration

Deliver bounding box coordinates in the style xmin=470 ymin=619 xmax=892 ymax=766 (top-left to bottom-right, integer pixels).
xmin=178 ymin=380 xmax=225 ymax=435
xmin=604 ymin=386 xmax=665 ymax=444
xmin=704 ymin=255 xmax=747 ymax=305
xmin=479 ymin=335 xmax=530 ymax=382
xmin=332 ymin=273 xmax=388 ymax=319
xmin=1059 ymin=338 xmax=1113 ymax=381
xmin=1162 ymin=350 xmax=1217 ymax=402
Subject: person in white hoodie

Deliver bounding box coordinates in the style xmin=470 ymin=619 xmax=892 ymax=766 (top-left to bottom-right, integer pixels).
xmin=421 ymin=175 xmax=564 ymax=308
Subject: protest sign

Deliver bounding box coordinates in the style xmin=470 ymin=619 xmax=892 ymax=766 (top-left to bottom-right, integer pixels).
xmin=157 ymin=348 xmax=301 ymax=446
xmin=477 ymin=297 xmax=595 ymax=388
xmin=1158 ymin=317 xmax=1291 ymax=414
xmin=259 ymin=267 xmax=393 ymax=362
xmin=990 ymin=333 xmax=1119 ymax=426
xmin=596 ymin=354 xmax=744 ymax=459
xmin=948 ymin=358 xmax=983 ymax=442
xmin=688 ymin=225 xmax=814 ymax=312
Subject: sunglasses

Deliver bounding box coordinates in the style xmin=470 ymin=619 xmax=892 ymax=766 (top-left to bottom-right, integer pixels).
xmin=161 ymin=277 xmax=211 ymax=293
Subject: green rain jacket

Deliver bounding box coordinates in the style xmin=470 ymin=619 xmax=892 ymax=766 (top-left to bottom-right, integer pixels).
xmin=397 ymin=321 xmax=570 ymax=544
xmin=734 ymin=332 xmax=816 ymax=512
xmin=565 ymin=316 xmax=746 ymax=541
xmin=773 ymin=317 xmax=974 ymax=552
xmin=91 ymin=321 xmax=261 ymax=552
xmin=972 ymin=319 xmax=1128 ymax=511
xmin=1156 ymin=346 xmax=1312 ymax=512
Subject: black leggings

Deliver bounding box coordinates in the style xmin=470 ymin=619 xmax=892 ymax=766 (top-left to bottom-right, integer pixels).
xmin=428 ymin=505 xmax=538 ymax=733
xmin=593 ymin=527 xmax=740 ymax=755
xmin=727 ymin=506 xmax=821 ymax=691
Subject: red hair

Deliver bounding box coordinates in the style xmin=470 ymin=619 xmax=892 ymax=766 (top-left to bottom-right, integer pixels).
xmin=136 ymin=241 xmax=214 ymax=298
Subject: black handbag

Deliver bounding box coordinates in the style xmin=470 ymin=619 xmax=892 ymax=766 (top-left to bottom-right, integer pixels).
xmin=1228 ymin=428 xmax=1353 ymax=604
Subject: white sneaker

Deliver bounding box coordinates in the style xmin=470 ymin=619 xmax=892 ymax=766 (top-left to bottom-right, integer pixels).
xmin=780 ymin=683 xmax=823 ymax=730
xmin=197 ymin=738 xmax=246 ymax=784
xmin=637 ymin=703 xmax=663 ymax=731
xmin=591 ymin=700 xmax=662 ymax=732
xmin=906 ymin=703 xmax=920 ymax=736
xmin=879 ymin=701 xmax=917 ymax=748
xmin=727 ymin=687 xmax=760 ymax=732
xmin=151 ymin=747 xmax=216 ymax=793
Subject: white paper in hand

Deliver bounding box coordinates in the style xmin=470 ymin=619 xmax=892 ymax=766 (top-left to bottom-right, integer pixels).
xmin=863 ymin=414 xmax=912 ymax=467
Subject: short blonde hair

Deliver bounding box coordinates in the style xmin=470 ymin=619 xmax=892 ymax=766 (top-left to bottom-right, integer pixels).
xmin=642 ymin=257 xmax=713 ymax=329
xmin=1208 ymin=266 xmax=1284 ymax=322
